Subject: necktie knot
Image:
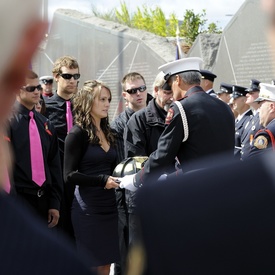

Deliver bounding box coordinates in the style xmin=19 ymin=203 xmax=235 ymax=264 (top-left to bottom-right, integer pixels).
xmin=29 ymin=111 xmax=34 ymax=119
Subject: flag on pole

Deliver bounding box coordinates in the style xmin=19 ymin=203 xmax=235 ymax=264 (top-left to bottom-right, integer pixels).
xmin=175 ymin=25 xmax=183 ymax=60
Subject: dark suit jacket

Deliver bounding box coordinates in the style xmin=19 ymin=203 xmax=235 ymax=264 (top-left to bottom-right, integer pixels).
xmin=0 ymin=192 xmax=93 ymax=274
xmin=135 ymin=152 xmax=275 ymax=274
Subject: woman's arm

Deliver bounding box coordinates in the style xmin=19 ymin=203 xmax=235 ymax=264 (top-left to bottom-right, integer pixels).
xmin=63 ymin=126 xmax=108 ymax=187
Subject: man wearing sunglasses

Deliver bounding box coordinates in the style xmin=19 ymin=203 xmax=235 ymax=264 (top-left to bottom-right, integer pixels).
xmin=123 ymin=71 xmax=173 ymax=254
xmin=44 ymin=55 xmax=80 ymax=242
xmin=40 ymin=75 xmax=54 ymax=98
xmin=111 ymin=71 xmax=147 ymax=275
xmin=8 ymin=69 xmax=63 ymax=229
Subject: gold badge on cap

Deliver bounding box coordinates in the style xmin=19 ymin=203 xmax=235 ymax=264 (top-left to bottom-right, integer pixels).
xmin=165 ymin=108 xmax=174 ymax=125
xmin=253 ymin=135 xmax=268 ymax=149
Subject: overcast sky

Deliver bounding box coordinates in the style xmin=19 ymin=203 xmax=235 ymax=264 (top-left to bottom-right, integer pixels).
xmin=47 ymin=0 xmax=246 ymax=30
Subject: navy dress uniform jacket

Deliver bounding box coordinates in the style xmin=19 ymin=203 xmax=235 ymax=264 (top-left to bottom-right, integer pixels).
xmin=206 ymin=89 xmax=217 ymax=98
xmin=240 ymin=112 xmax=263 ymax=160
xmin=234 ymin=109 xmax=253 ymax=159
xmin=134 ymin=152 xmax=275 ymax=275
xmin=135 ymin=85 xmax=235 ymax=186
xmin=248 ymin=118 xmax=275 ymax=158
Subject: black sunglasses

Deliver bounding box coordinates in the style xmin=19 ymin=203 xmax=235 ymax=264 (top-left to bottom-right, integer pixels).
xmin=21 ymin=85 xmax=42 ymax=92
xmin=126 ymin=85 xmax=147 ymax=94
xmin=59 ymin=73 xmax=80 ymax=80
xmin=41 ymin=79 xmax=53 ymax=85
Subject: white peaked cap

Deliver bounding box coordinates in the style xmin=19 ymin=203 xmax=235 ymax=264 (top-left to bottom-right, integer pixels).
xmin=254 ymin=83 xmax=275 ymax=102
xmin=40 ymin=76 xmax=54 ymax=81
xmin=158 ymin=57 xmax=203 ymax=80
xmin=0 ymin=0 xmax=42 ymax=76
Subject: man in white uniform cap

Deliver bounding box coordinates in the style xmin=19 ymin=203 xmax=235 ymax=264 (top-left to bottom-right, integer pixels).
xmin=40 ymin=75 xmax=54 ymax=98
xmin=248 ymin=83 xmax=275 ymax=157
xmin=119 ymin=57 xmax=235 ymax=190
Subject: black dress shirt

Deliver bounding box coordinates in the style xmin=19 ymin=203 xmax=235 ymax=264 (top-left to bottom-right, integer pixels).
xmin=9 ymin=102 xmax=63 ymax=210
xmin=45 ymin=93 xmax=73 ymax=160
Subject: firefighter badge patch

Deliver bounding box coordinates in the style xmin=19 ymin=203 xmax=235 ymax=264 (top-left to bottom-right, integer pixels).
xmin=253 ymin=135 xmax=268 ymax=149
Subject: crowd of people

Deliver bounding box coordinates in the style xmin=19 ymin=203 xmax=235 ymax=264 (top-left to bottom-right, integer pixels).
xmin=6 ymin=54 xmax=275 ymax=275
xmin=1 ymin=0 xmax=275 ymax=274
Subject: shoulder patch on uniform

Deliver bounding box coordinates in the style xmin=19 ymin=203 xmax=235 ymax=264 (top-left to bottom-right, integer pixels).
xmin=253 ymin=135 xmax=268 ymax=149
xmin=165 ymin=108 xmax=174 ymax=125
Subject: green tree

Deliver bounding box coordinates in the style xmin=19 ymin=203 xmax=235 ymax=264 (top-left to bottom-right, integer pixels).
xmin=205 ymin=22 xmax=222 ymax=34
xmin=132 ymin=5 xmax=152 ymax=31
xmin=115 ymin=2 xmax=131 ymax=27
xmin=167 ymin=13 xmax=179 ymax=37
xmin=132 ymin=5 xmax=167 ymax=36
xmin=91 ymin=5 xmax=115 ymax=21
xmin=180 ymin=9 xmax=207 ymax=45
xmin=151 ymin=7 xmax=166 ymax=36
xmin=92 ymin=2 xmax=223 ymax=48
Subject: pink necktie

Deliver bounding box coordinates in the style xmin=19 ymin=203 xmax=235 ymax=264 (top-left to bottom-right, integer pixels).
xmin=29 ymin=111 xmax=46 ymax=186
xmin=3 ymin=167 xmax=10 ymax=194
xmin=66 ymin=101 xmax=73 ymax=133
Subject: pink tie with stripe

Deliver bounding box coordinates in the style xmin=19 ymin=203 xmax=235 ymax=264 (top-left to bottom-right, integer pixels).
xmin=29 ymin=111 xmax=46 ymax=186
xmin=66 ymin=101 xmax=73 ymax=133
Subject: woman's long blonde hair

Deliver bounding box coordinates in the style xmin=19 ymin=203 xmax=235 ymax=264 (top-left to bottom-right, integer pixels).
xmin=73 ymin=80 xmax=115 ymax=145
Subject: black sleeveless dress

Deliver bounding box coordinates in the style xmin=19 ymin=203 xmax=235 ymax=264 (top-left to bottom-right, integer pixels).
xmin=71 ymin=143 xmax=120 ymax=266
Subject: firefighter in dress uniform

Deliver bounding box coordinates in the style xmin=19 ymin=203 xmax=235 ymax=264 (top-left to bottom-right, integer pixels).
xmin=119 ymin=57 xmax=235 ymax=190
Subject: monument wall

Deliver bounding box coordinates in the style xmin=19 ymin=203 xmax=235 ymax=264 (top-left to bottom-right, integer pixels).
xmin=34 ymin=9 xmax=175 ymax=120
xmin=188 ymin=0 xmax=275 ymax=90
xmin=33 ymin=0 xmax=275 ymax=114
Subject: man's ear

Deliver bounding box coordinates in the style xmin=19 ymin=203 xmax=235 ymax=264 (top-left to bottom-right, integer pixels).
xmin=270 ymin=102 xmax=275 ymax=112
xmin=54 ymin=74 xmax=60 ymax=83
xmin=1 ymin=19 xmax=48 ymax=93
xmin=122 ymin=91 xmax=127 ymax=100
xmin=176 ymin=75 xmax=183 ymax=87
xmin=153 ymin=86 xmax=159 ymax=97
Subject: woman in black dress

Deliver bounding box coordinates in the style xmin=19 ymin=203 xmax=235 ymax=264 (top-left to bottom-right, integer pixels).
xmin=64 ymin=80 xmax=120 ymax=275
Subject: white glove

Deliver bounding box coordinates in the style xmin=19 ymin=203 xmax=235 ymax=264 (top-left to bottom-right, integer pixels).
xmin=119 ymin=174 xmax=137 ymax=192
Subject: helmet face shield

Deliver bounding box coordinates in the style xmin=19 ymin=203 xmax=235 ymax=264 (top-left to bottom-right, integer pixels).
xmin=112 ymin=156 xmax=148 ymax=177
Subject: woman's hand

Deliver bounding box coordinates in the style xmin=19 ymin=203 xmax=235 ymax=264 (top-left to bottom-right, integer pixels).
xmin=104 ymin=176 xmax=120 ymax=189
